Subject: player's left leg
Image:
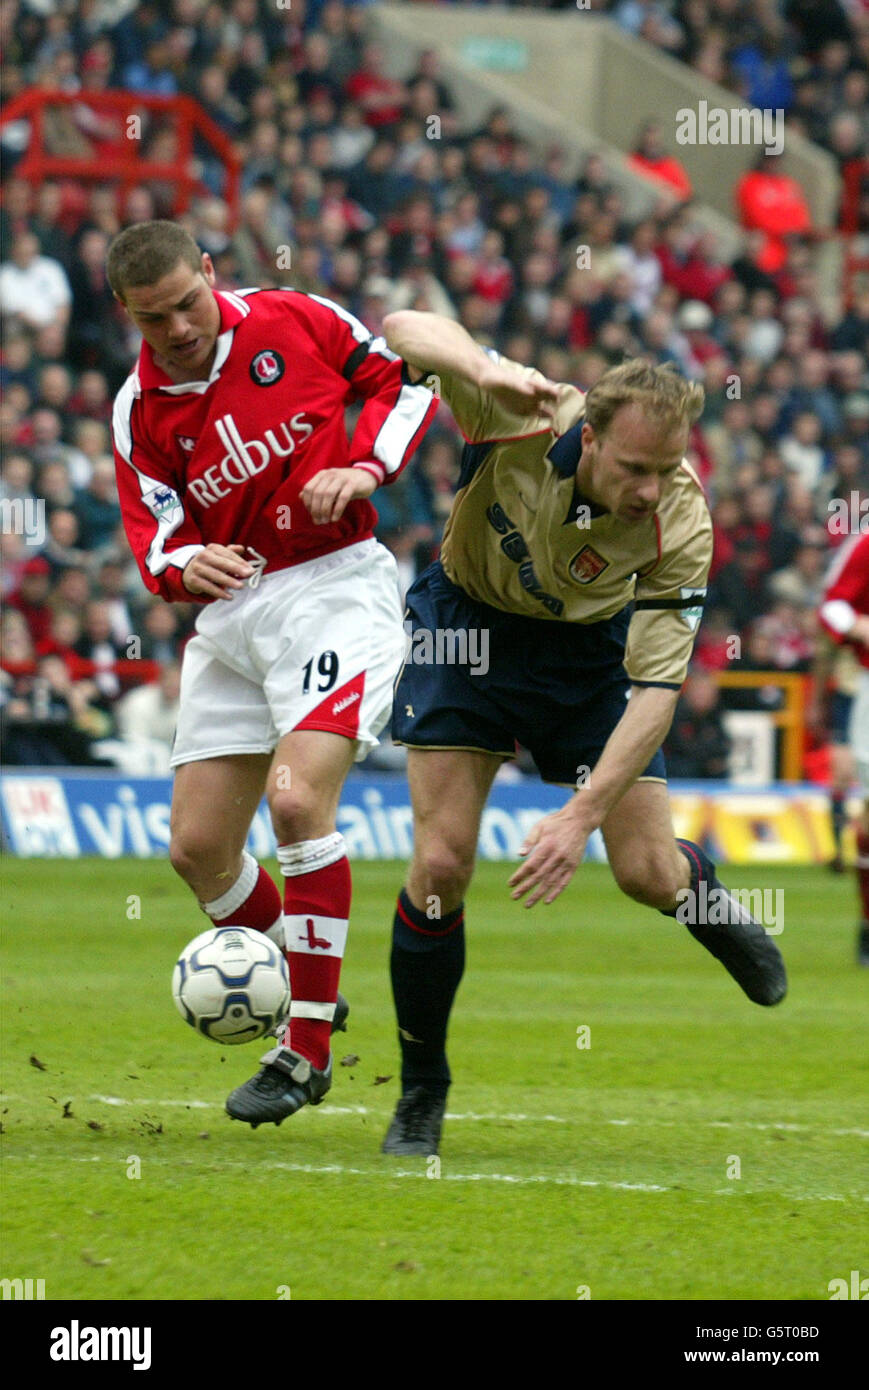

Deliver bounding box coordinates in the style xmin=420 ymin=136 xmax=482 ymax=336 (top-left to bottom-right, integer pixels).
xmin=226 ymin=729 xmax=358 ymax=1126
xmin=828 ymin=741 xmax=854 ymax=873
xmin=602 ymin=779 xmax=787 ymax=1005
xmin=848 ymin=674 xmax=869 ymax=965
xmin=856 ymin=799 xmax=869 ymax=967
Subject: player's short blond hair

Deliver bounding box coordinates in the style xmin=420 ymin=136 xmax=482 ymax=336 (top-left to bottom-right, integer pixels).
xmin=107 ymin=220 xmax=203 ymax=301
xmin=584 ymin=360 xmax=705 ymax=437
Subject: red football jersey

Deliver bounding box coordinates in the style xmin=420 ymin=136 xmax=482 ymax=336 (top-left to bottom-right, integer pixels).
xmin=112 ymin=288 xmax=437 ymax=602
xmin=819 ymin=531 xmax=869 ymax=670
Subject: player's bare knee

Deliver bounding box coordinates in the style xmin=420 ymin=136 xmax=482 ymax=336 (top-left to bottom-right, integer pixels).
xmin=267 ymin=784 xmax=323 ymax=843
xmin=169 ymin=831 xmax=230 ymax=888
xmin=614 ymin=855 xmax=681 ymax=909
xmin=414 ymin=841 xmax=474 ymax=902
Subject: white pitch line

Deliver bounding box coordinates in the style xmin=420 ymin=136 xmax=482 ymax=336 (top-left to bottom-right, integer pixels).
xmin=2 ymin=1151 xmax=866 ymax=1202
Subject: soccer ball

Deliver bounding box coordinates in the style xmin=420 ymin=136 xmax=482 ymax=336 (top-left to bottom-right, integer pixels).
xmin=172 ymin=926 xmax=290 ymax=1044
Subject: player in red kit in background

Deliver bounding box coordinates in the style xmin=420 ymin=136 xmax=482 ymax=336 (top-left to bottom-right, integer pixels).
xmin=818 ymin=531 xmax=869 ymax=966
xmin=108 ymin=221 xmax=437 ymax=1124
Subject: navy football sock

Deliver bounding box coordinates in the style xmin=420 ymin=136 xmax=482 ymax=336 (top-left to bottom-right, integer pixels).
xmin=390 ymin=888 xmax=465 ymax=1097
xmin=661 ymin=837 xmax=715 ymax=919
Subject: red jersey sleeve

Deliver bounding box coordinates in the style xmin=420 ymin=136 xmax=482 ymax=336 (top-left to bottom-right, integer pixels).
xmin=297 ymin=292 xmax=437 ymax=486
xmin=819 ymin=532 xmax=869 ymax=645
xmin=112 ymin=376 xmax=208 ymax=604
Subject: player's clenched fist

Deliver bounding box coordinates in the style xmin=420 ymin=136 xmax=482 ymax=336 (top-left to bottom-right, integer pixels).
xmin=183 ymin=543 xmax=253 ymax=600
xmin=301 ymin=466 xmax=378 ymax=526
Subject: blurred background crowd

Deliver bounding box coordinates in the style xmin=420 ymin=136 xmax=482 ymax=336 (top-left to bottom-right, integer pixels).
xmin=1 ymin=0 xmax=867 ymax=777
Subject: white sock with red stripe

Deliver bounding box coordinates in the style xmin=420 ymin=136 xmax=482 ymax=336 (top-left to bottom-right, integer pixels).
xmin=201 ymin=851 xmax=283 ymax=943
xmin=276 ymin=832 xmax=350 ymax=1071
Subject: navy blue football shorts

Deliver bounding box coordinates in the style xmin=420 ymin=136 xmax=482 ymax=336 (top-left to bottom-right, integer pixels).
xmin=392 ymin=561 xmax=667 ymax=786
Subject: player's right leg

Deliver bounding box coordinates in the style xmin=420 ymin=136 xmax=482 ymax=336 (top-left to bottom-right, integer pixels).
xmin=382 ymin=747 xmax=502 ymax=1157
xmin=857 ymin=800 xmax=869 ymax=967
xmin=828 ymin=740 xmax=854 ymax=873
xmin=849 ymin=673 xmax=869 ymax=965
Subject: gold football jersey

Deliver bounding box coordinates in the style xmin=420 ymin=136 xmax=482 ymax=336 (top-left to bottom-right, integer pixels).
xmin=428 ymin=353 xmax=713 ymax=689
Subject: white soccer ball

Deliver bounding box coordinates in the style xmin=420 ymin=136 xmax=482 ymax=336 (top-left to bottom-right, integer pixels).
xmin=172 ymin=926 xmax=290 ymax=1045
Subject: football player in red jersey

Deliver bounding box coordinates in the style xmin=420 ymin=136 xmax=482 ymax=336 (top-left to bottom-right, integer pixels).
xmin=818 ymin=531 xmax=869 ymax=965
xmin=108 ymin=221 xmax=437 ymax=1125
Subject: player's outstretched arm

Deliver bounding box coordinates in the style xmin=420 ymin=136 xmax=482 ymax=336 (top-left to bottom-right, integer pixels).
xmin=509 ymin=685 xmax=680 ymax=908
xmin=383 ymin=311 xmax=560 ymax=418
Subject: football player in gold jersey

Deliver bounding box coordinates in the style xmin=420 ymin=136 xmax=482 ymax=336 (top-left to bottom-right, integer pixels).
xmin=379 ymin=312 xmax=787 ymax=1156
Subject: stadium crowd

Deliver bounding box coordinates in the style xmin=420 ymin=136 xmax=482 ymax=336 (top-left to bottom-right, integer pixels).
xmin=1 ymin=0 xmax=867 ymax=777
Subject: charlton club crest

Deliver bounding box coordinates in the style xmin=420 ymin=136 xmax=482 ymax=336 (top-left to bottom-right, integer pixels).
xmin=250 ymin=349 xmax=285 ymax=386
xmin=569 ymin=545 xmax=609 ymax=584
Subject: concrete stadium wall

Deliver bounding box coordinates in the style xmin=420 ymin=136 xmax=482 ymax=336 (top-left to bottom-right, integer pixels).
xmin=374 ymin=4 xmax=839 ymax=232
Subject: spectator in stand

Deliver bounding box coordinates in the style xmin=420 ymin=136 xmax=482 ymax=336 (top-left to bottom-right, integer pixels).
xmin=73 ymin=459 xmax=121 ymax=552
xmin=730 ymin=21 xmax=795 ymax=113
xmin=0 ymin=451 xmax=36 ymax=509
xmin=628 ymin=120 xmax=693 ymax=203
xmin=121 ymin=37 xmax=178 ymax=96
xmin=8 ymin=556 xmax=54 ymax=645
xmin=36 ymin=605 xmax=84 ymax=673
xmin=67 ymin=227 xmax=125 ymax=374
xmin=779 ymin=411 xmax=829 ymax=492
xmin=230 ymin=187 xmax=294 ymax=288
xmin=137 ymin=599 xmax=185 ymax=664
xmin=74 ymin=597 xmax=126 ymax=700
xmin=709 ymin=536 xmax=772 ymax=633
xmin=663 ymin=670 xmax=731 ymax=779
xmin=115 ymin=661 xmax=181 ymax=770
xmin=345 ymin=42 xmax=408 ymax=130
xmin=0 ymin=607 xmax=36 ymax=673
xmin=769 ymin=536 xmax=830 ymax=610
xmin=42 ymin=508 xmax=89 ymax=575
xmin=0 ymin=231 xmax=72 ymax=338
xmin=735 ymin=151 xmax=812 ymax=276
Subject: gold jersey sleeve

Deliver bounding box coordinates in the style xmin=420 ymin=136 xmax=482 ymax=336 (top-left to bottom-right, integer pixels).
xmin=425 ymin=351 xmax=570 ymax=443
xmin=624 ymin=463 xmax=713 ymax=688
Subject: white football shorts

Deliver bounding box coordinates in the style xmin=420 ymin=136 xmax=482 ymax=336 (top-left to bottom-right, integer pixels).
xmin=850 ymin=668 xmax=869 ymax=799
xmin=170 ymin=539 xmax=406 ymax=768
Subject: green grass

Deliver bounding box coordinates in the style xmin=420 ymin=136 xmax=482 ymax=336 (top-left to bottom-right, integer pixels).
xmin=1 ymin=858 xmax=866 ymax=1301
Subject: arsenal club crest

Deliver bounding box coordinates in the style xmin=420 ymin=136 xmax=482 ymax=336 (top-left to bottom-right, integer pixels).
xmin=250 ymin=349 xmax=285 ymax=385
xmin=569 ymin=545 xmax=609 ymax=584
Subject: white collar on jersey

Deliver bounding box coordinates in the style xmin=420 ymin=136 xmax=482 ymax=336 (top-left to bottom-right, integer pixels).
xmin=150 ymin=290 xmax=251 ymax=396
xmin=154 ymin=326 xmax=234 ymax=396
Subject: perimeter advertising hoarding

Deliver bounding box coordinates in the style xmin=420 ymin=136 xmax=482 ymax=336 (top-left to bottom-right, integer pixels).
xmin=0 ymin=772 xmax=844 ymax=865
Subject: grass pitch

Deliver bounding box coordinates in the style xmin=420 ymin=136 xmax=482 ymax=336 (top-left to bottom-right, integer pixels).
xmin=1 ymin=858 xmax=866 ymax=1301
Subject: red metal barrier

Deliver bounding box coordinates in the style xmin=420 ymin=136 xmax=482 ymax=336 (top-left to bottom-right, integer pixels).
xmin=0 ymin=89 xmax=240 ymax=229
